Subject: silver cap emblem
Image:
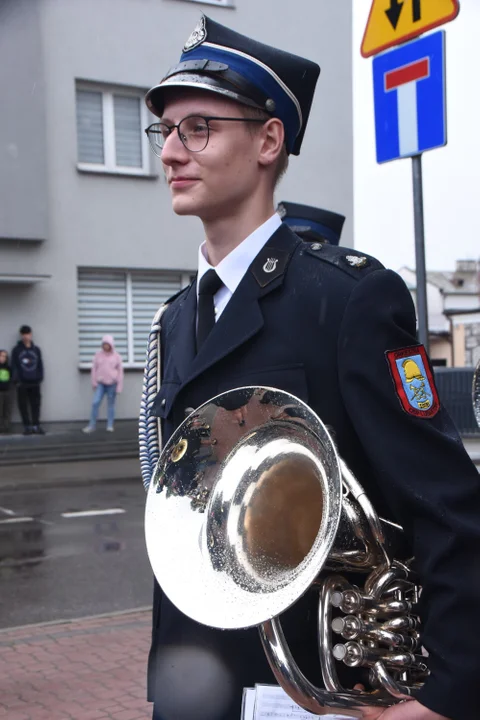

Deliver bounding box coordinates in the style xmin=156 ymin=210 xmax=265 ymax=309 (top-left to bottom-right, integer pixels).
xmin=346 ymin=255 xmax=368 ymax=268
xmin=263 ymin=258 xmax=279 ymax=273
xmin=183 ymin=16 xmax=207 ymax=53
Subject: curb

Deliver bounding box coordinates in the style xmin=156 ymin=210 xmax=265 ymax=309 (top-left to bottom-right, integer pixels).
xmin=0 ymin=605 xmax=153 ymax=635
xmin=0 ymin=450 xmax=138 ymax=468
xmin=0 ymin=472 xmax=144 ymax=492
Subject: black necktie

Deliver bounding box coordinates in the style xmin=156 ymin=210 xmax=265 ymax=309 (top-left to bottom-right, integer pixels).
xmin=197 ymin=269 xmax=223 ymax=351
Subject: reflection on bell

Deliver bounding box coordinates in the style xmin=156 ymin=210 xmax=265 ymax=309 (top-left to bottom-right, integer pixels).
xmin=171 ymin=438 xmax=188 ymax=462
xmin=243 ymin=456 xmax=324 ymax=577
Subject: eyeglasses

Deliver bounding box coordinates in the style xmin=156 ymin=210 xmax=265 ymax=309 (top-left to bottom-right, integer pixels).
xmin=144 ymin=115 xmax=266 ymax=156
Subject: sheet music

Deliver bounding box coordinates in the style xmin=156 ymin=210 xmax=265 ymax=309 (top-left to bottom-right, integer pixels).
xmin=252 ymin=685 xmax=352 ymax=720
xmin=242 ymin=687 xmax=256 ymax=720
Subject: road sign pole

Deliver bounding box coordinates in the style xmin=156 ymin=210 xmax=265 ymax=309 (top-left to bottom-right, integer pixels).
xmin=412 ymin=153 xmax=429 ymax=352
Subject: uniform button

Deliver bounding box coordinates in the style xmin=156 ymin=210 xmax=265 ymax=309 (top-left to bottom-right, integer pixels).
xmin=161 ymin=398 xmax=166 ymax=408
xmin=310 ymin=243 xmax=322 ymax=251
xmin=184 ymin=407 xmax=195 ymax=417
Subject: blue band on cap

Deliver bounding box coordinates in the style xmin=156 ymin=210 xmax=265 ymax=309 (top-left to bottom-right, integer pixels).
xmin=283 ymin=217 xmax=341 ymax=244
xmin=179 ymin=44 xmax=301 ymax=153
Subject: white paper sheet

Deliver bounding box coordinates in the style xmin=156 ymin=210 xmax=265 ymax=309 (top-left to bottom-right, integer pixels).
xmin=252 ymin=685 xmax=352 ymax=720
xmin=242 ymin=687 xmax=256 ymax=720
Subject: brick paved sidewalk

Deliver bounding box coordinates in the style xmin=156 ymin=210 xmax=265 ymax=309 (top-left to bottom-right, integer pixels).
xmin=0 ymin=609 xmax=152 ymax=720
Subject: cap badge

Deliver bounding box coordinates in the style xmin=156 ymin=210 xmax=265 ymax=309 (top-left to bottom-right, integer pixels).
xmin=345 ymin=255 xmax=368 ymax=268
xmin=183 ymin=16 xmax=207 ymax=53
xmin=263 ymin=258 xmax=279 ymax=273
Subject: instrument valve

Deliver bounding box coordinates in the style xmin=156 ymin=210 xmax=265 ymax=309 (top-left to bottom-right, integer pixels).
xmin=333 ymin=641 xmax=364 ymax=668
xmin=331 ymin=614 xmax=362 ymax=639
xmin=330 ymin=588 xmax=374 ymax=614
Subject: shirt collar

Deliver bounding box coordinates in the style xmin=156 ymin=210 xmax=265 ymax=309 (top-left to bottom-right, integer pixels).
xmin=197 ymin=213 xmax=282 ymax=295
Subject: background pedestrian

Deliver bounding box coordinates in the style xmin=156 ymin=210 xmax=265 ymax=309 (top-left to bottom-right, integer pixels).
xmin=11 ymin=325 xmax=45 ymax=435
xmin=83 ymin=335 xmax=123 ymax=433
xmin=0 ymin=349 xmax=13 ymax=433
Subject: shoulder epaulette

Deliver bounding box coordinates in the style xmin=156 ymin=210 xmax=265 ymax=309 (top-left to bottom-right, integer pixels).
xmin=157 ymin=281 xmax=193 ymax=332
xmin=301 ymin=242 xmax=384 ymax=280
xmin=165 ymin=281 xmax=193 ymax=306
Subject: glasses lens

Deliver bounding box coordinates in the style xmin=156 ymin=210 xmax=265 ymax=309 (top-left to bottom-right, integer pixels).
xmin=146 ymin=123 xmax=170 ymax=156
xmin=178 ymin=116 xmax=209 ymax=152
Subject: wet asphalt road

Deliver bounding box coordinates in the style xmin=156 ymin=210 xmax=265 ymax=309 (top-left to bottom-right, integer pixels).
xmin=0 ymin=479 xmax=152 ymax=628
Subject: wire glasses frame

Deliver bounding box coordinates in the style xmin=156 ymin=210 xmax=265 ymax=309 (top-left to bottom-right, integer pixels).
xmin=144 ymin=115 xmax=266 ymax=156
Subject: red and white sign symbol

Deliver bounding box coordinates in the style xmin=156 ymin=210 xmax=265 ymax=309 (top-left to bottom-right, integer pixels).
xmin=384 ymin=57 xmax=430 ymax=156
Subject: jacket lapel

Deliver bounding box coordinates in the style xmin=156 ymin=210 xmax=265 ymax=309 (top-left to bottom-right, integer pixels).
xmin=167 ymin=224 xmax=301 ymax=396
xmin=187 ymin=269 xmax=265 ymax=383
xmin=164 ymin=279 xmax=197 ymax=383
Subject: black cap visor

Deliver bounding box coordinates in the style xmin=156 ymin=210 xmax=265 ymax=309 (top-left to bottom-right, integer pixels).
xmin=146 ymin=65 xmax=272 ymax=119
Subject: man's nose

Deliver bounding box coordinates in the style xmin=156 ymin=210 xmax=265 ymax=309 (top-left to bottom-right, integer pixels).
xmin=161 ymin=130 xmax=189 ymax=166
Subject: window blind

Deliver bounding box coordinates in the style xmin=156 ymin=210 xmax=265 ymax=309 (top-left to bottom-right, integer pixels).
xmin=131 ymin=273 xmax=183 ymax=363
xmin=76 ymin=90 xmax=104 ymax=164
xmin=114 ymin=95 xmax=143 ymax=168
xmin=77 ymin=271 xmax=128 ymax=363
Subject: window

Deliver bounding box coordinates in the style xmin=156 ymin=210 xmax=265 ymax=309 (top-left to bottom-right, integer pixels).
xmin=76 ymin=83 xmax=151 ymax=175
xmin=77 ymin=270 xmax=191 ymax=367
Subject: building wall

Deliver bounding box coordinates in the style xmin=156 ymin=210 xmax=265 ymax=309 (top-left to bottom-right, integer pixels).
xmin=0 ymin=0 xmax=48 ymax=241
xmin=444 ymin=293 xmax=480 ymax=311
xmin=465 ymin=322 xmax=480 ymax=366
xmin=1 ymin=0 xmax=353 ymax=422
xmin=451 ymin=313 xmax=480 ymax=367
xmin=430 ymin=337 xmax=452 ymax=366
xmin=453 ymin=324 xmax=466 ymax=367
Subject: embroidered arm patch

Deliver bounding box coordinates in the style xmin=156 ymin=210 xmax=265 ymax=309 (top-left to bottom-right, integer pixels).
xmin=386 ymin=345 xmax=440 ymax=418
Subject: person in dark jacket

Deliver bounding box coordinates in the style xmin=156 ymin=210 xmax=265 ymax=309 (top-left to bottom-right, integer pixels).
xmin=0 ymin=349 xmax=13 ymax=433
xmin=141 ymin=14 xmax=480 ymax=720
xmin=11 ymin=325 xmax=45 ymax=435
xmin=277 ymin=200 xmax=346 ymax=246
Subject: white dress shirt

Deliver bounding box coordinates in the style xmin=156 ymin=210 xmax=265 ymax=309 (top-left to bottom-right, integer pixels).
xmin=197 ymin=213 xmax=282 ymax=321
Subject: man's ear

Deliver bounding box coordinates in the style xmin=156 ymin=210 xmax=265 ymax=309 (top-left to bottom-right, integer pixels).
xmin=257 ymin=118 xmax=285 ymax=168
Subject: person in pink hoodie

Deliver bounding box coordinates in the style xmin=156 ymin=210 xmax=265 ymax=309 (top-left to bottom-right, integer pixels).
xmin=82 ymin=335 xmax=123 ymax=433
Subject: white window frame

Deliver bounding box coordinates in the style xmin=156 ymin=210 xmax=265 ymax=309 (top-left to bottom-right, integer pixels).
xmin=76 ymin=82 xmax=152 ymax=177
xmin=78 ymin=270 xmax=192 ymax=369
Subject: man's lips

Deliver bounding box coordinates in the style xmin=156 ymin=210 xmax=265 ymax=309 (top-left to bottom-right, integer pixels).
xmin=169 ymin=177 xmax=200 ymax=188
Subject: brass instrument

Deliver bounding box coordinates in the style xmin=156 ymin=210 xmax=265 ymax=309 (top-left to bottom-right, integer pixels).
xmin=473 ymin=359 xmax=480 ymax=429
xmin=145 ymin=387 xmax=427 ymax=716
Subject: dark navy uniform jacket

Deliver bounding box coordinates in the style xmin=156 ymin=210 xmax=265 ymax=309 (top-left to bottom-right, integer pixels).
xmin=148 ymin=224 xmax=480 ymax=720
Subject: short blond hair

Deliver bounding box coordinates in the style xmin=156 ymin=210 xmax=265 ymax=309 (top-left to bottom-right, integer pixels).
xmin=241 ymin=106 xmax=289 ymax=188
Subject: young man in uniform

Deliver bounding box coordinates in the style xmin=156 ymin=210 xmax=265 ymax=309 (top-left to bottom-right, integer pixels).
xmin=142 ymin=15 xmax=480 ymax=720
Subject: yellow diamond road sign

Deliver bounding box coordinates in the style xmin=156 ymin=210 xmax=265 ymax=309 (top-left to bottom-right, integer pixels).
xmin=361 ymin=0 xmax=460 ymax=58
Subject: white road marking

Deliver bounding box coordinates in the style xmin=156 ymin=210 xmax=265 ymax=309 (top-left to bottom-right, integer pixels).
xmin=0 ymin=517 xmax=34 ymax=524
xmin=61 ymin=508 xmax=126 ymax=518
xmin=0 ymin=506 xmax=16 ymax=516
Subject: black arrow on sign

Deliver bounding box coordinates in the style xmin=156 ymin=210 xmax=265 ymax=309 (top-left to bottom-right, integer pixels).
xmin=412 ymin=0 xmax=422 ymax=22
xmin=385 ymin=0 xmax=404 ymax=30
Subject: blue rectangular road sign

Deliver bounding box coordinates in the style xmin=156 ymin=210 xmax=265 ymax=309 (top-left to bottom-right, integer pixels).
xmin=372 ymin=31 xmax=447 ymax=164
